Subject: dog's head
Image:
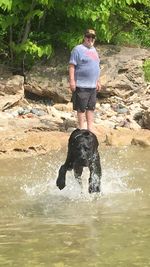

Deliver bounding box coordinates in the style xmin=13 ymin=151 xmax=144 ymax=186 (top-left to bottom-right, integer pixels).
xmin=69 ymin=129 xmax=99 ymax=166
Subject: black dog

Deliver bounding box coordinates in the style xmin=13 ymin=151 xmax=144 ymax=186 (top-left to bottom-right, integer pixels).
xmin=56 ymin=129 xmax=102 ymax=193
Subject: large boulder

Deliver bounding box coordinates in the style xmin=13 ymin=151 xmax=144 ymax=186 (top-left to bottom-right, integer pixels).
xmin=0 ymin=75 xmax=24 ymax=111
xmin=0 ymin=75 xmax=24 ymax=95
xmin=142 ymin=110 xmax=150 ymax=129
xmin=97 ymin=46 xmax=149 ymax=99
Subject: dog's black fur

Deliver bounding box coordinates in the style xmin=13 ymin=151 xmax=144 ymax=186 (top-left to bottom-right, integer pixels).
xmin=56 ymin=128 xmax=102 ymax=193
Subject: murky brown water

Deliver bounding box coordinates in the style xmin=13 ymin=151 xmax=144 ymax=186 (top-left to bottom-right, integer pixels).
xmin=0 ymin=146 xmax=150 ymax=267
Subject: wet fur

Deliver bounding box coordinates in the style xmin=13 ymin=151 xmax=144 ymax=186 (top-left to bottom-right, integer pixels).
xmin=56 ymin=129 xmax=102 ymax=193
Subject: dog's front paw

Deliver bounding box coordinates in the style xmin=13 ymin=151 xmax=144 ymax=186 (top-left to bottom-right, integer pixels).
xmin=56 ymin=178 xmax=66 ymax=190
xmin=89 ymin=184 xmax=100 ymax=194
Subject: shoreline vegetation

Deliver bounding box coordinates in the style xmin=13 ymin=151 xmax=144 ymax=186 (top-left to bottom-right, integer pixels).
xmin=0 ymin=0 xmax=150 ymax=74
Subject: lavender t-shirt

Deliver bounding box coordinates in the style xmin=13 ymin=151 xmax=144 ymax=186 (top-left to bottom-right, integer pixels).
xmin=69 ymin=44 xmax=100 ymax=88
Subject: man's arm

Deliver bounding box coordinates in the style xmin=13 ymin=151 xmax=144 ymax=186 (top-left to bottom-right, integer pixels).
xmin=69 ymin=64 xmax=76 ymax=92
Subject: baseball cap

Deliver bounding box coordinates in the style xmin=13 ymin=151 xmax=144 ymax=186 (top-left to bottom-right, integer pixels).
xmin=84 ymin=29 xmax=96 ymax=37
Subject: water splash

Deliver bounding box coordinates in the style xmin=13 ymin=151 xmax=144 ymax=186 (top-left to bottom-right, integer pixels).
xmin=21 ymin=163 xmax=141 ymax=203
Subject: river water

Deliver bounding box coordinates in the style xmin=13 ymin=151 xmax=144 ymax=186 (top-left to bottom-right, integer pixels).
xmin=0 ymin=146 xmax=150 ymax=267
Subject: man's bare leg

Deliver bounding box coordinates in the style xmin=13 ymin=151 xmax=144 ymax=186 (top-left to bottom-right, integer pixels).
xmin=77 ymin=111 xmax=86 ymax=129
xmin=86 ymin=110 xmax=95 ymax=133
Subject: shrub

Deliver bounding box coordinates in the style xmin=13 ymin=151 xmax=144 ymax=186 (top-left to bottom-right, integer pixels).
xmin=143 ymin=59 xmax=150 ymax=82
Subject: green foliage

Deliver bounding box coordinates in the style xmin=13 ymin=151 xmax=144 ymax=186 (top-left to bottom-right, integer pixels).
xmin=12 ymin=41 xmax=52 ymax=58
xmin=0 ymin=0 xmax=149 ymax=71
xmin=143 ymin=59 xmax=150 ymax=82
xmin=112 ymin=32 xmax=140 ymax=46
xmin=0 ymin=0 xmax=12 ymax=11
xmin=59 ymin=32 xmax=83 ymax=50
xmin=133 ymin=28 xmax=150 ymax=47
xmin=0 ymin=14 xmax=18 ymax=29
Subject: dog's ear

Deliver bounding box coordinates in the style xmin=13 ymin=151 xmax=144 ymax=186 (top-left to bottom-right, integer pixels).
xmin=68 ymin=129 xmax=80 ymax=144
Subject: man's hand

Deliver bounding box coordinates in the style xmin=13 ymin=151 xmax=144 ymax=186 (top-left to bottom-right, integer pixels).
xmin=96 ymin=81 xmax=101 ymax=91
xmin=69 ymin=79 xmax=76 ymax=92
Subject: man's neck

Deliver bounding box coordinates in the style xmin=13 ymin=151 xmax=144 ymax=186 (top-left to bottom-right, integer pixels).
xmin=83 ymin=42 xmax=93 ymax=48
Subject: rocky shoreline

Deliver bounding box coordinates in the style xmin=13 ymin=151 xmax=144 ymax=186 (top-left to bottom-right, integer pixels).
xmin=0 ymin=105 xmax=150 ymax=159
xmin=0 ymin=45 xmax=150 ymax=159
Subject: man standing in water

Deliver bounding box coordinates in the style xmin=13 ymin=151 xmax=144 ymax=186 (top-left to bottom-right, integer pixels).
xmin=69 ymin=29 xmax=101 ymax=133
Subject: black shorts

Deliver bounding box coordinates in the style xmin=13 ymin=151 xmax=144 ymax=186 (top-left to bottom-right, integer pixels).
xmin=72 ymin=87 xmax=96 ymax=112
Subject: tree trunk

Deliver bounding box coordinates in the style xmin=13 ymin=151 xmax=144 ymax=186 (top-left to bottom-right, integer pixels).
xmin=21 ymin=0 xmax=36 ymax=44
xmin=9 ymin=26 xmax=13 ymax=63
